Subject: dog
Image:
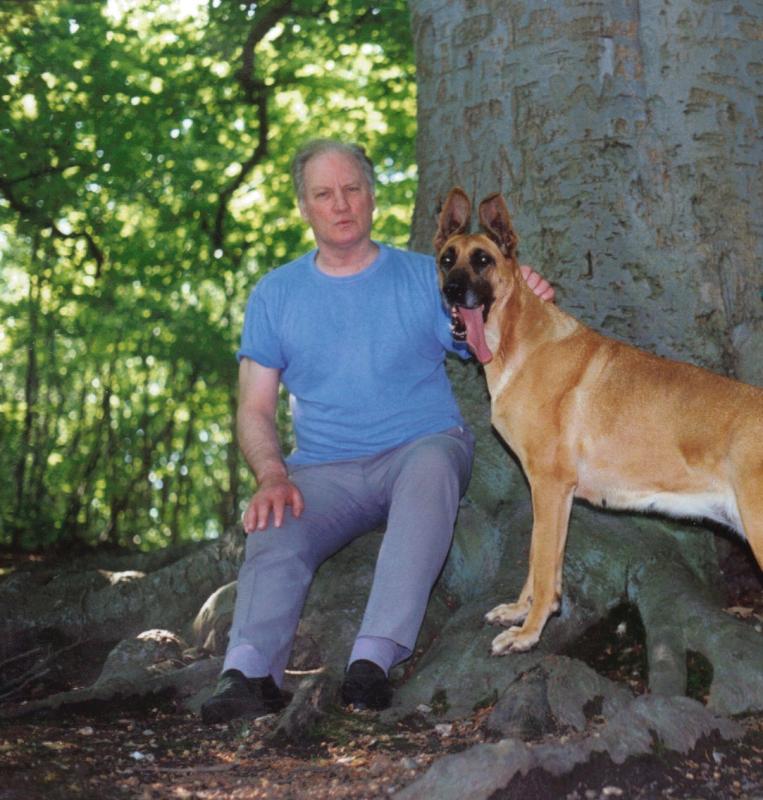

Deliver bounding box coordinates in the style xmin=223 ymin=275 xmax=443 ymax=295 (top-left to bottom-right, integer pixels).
xmin=434 ymin=187 xmax=763 ymax=655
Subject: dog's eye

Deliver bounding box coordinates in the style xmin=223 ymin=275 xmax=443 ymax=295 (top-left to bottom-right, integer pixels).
xmin=439 ymin=248 xmax=455 ymax=270
xmin=471 ymin=249 xmax=494 ymax=273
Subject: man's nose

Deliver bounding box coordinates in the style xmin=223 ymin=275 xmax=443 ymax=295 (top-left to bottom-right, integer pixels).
xmin=333 ymin=191 xmax=350 ymax=210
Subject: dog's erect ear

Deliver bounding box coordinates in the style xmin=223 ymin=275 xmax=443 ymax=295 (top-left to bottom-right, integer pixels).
xmin=478 ymin=193 xmax=518 ymax=258
xmin=434 ymin=188 xmax=471 ymax=254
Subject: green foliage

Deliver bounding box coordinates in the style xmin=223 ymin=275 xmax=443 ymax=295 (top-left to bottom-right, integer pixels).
xmin=0 ymin=0 xmax=417 ymax=550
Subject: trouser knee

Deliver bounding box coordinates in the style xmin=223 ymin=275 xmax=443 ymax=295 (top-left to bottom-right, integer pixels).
xmin=238 ymin=525 xmax=321 ymax=594
xmin=394 ymin=436 xmax=472 ymax=509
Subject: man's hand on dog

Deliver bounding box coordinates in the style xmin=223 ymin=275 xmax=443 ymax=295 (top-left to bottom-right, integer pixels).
xmin=243 ymin=475 xmax=305 ymax=532
xmin=521 ymin=265 xmax=555 ymax=302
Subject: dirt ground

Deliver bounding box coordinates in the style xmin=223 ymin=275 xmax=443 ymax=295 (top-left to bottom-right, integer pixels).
xmin=1 ymin=548 xmax=762 ymax=799
xmin=0 ymin=696 xmax=761 ymax=799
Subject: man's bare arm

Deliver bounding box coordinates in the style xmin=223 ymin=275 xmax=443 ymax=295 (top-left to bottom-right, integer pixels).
xmin=237 ymin=358 xmax=304 ymax=532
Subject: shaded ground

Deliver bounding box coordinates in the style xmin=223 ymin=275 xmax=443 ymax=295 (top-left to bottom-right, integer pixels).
xmin=1 ymin=547 xmax=761 ymax=799
xmin=1 ymin=696 xmax=761 ymax=799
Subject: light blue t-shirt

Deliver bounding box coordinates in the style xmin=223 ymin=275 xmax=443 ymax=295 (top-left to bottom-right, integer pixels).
xmin=237 ymin=244 xmax=468 ymax=465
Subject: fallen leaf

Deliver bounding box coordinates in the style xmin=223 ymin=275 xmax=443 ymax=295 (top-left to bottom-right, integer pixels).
xmin=724 ymin=606 xmax=754 ymax=618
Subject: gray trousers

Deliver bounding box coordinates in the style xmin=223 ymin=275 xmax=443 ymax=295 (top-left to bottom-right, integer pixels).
xmin=223 ymin=426 xmax=475 ymax=685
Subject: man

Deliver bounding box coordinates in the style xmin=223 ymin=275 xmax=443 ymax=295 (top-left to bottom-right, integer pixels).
xmin=201 ymin=140 xmax=554 ymax=724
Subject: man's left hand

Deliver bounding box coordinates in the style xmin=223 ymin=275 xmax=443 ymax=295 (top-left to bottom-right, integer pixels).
xmin=520 ymin=265 xmax=555 ymax=302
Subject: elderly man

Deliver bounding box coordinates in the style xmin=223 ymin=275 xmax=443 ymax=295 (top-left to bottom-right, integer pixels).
xmin=201 ymin=140 xmax=554 ymax=723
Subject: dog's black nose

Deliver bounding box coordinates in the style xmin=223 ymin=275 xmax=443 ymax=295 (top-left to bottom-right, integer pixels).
xmin=443 ymin=272 xmax=468 ymax=305
xmin=443 ymin=283 xmax=462 ymax=304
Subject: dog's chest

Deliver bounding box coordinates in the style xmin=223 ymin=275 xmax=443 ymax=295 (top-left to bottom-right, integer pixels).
xmin=487 ymin=367 xmax=517 ymax=408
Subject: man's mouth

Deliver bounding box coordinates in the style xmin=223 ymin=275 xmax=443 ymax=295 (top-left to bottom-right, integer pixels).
xmin=450 ymin=304 xmax=493 ymax=364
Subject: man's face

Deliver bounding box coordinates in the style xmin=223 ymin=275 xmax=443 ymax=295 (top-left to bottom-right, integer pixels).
xmin=299 ymin=150 xmax=375 ymax=253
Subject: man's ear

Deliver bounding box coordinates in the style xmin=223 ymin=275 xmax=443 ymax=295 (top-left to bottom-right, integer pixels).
xmin=434 ymin=187 xmax=471 ymax=254
xmin=478 ymin=193 xmax=518 ymax=258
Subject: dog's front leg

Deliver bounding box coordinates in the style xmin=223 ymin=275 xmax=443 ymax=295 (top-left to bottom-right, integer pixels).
xmin=491 ymin=479 xmax=574 ymax=654
xmin=485 ymin=561 xmax=534 ymax=627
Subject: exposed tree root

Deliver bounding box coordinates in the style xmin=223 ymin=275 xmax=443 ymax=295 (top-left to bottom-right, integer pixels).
xmin=0 ymin=531 xmax=242 ymax=662
xmin=396 ymin=694 xmax=743 ymax=800
xmin=0 ymin=628 xmax=221 ymax=720
xmin=631 ymin=550 xmax=763 ymax=714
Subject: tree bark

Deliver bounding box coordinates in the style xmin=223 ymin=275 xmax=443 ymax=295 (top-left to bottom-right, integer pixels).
xmin=409 ymin=0 xmax=763 ymax=382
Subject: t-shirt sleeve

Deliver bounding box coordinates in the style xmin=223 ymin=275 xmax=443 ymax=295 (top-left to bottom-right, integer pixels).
xmin=236 ymin=283 xmax=286 ymax=368
xmin=436 ymin=302 xmax=472 ymax=360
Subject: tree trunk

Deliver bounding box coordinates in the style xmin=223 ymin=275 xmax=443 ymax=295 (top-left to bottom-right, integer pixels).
xmin=404 ymin=0 xmax=763 ymax=717
xmin=410 ymin=0 xmax=763 ymax=383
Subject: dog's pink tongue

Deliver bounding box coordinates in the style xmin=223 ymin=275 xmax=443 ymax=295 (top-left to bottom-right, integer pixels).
xmin=458 ymin=306 xmax=493 ymax=364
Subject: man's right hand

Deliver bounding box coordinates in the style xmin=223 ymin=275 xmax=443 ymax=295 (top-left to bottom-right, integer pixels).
xmin=242 ymin=475 xmax=305 ymax=533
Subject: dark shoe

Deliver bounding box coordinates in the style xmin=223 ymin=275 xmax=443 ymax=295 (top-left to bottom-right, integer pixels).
xmin=201 ymin=669 xmax=286 ymax=724
xmin=341 ymin=659 xmax=393 ymax=710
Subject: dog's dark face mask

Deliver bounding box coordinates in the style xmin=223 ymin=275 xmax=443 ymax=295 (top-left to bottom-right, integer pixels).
xmin=438 ymin=243 xmax=496 ymax=364
xmin=434 ymin=188 xmax=520 ymax=365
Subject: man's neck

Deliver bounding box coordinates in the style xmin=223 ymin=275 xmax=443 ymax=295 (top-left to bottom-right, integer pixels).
xmin=314 ymin=240 xmax=380 ymax=276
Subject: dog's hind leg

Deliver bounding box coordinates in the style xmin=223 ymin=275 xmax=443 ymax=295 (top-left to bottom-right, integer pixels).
xmin=491 ymin=479 xmax=575 ymax=654
xmin=735 ymin=465 xmax=763 ymax=572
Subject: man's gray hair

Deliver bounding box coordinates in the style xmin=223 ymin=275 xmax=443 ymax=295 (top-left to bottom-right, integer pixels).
xmin=291 ymin=139 xmax=375 ymax=203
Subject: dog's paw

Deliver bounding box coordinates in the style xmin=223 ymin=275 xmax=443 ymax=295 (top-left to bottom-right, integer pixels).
xmin=490 ymin=626 xmax=540 ymax=655
xmin=485 ymin=602 xmax=529 ymax=627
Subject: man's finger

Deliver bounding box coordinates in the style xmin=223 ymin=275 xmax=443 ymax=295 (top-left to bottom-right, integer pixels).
xmin=291 ymin=488 xmax=305 ymax=518
xmin=242 ymin=507 xmax=254 ymax=534
xmin=255 ymin=498 xmax=273 ymax=531
xmin=272 ymin=499 xmax=285 ymax=529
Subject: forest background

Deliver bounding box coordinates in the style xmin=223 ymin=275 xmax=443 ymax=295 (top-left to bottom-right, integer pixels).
xmin=0 ymin=0 xmax=418 ymax=553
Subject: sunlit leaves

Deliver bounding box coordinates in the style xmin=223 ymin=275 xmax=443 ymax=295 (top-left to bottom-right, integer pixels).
xmin=0 ymin=0 xmax=416 ymax=549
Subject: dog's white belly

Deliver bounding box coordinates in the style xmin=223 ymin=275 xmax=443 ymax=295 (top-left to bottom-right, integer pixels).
xmin=577 ymin=482 xmax=744 ymax=536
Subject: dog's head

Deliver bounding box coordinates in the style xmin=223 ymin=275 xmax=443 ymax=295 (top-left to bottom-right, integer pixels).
xmin=433 ymin=188 xmax=519 ymax=364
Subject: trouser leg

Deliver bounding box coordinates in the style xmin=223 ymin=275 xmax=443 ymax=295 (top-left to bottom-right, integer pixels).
xmin=354 ymin=427 xmax=474 ymax=667
xmin=224 ymin=460 xmax=384 ymax=685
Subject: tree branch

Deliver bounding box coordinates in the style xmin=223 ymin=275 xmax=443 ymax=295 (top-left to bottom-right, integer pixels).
xmin=210 ymin=0 xmax=311 ymax=252
xmin=234 ymin=0 xmax=295 ymax=104
xmin=0 ymin=176 xmax=105 ymax=277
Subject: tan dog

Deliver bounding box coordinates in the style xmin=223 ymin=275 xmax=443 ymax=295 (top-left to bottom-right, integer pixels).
xmin=435 ymin=187 xmax=763 ymax=655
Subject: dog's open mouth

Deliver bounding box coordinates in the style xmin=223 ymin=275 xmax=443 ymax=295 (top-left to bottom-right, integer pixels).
xmin=450 ymin=305 xmax=493 ymax=364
